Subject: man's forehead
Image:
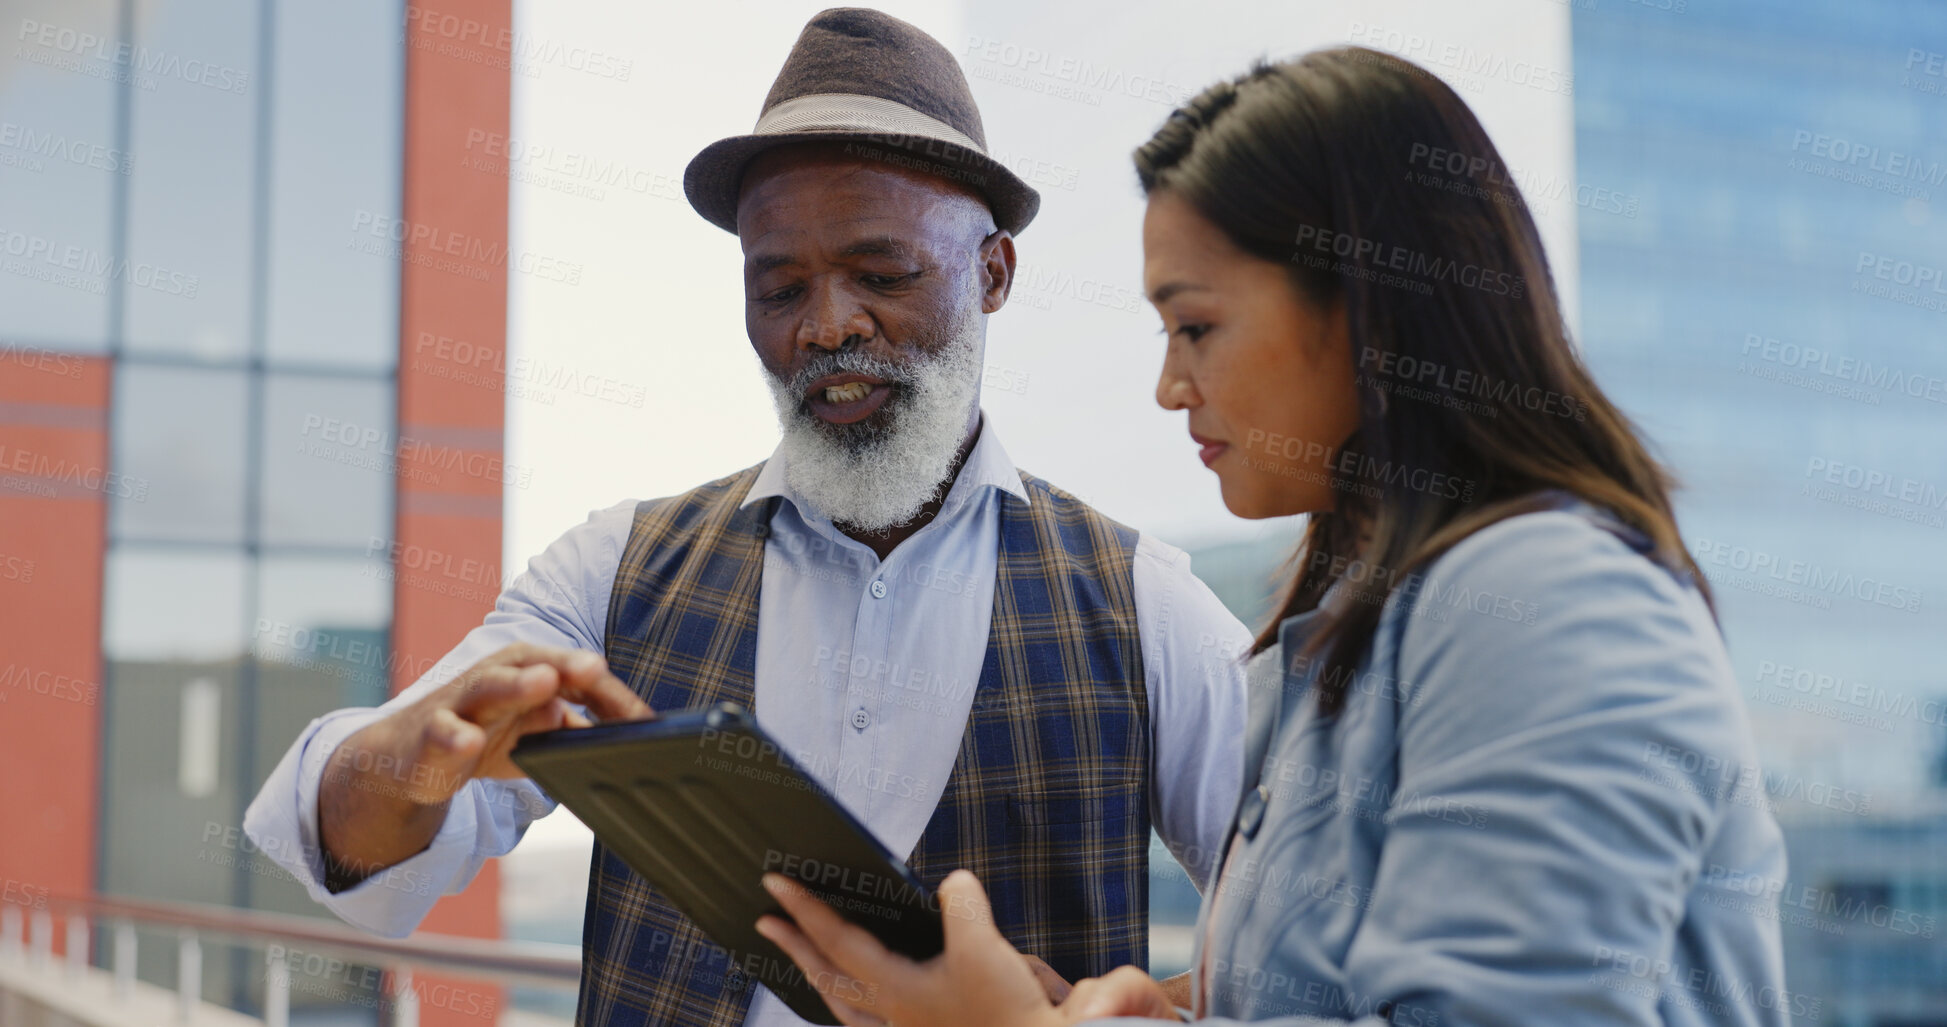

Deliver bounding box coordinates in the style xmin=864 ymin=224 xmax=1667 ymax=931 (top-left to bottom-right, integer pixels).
xmin=743 ymin=225 xmax=925 ymax=271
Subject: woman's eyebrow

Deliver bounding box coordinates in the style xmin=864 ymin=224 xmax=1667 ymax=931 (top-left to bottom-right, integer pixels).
xmin=1150 ymin=281 xmax=1210 ymax=304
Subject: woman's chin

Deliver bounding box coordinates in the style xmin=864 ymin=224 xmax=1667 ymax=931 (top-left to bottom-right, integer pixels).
xmin=1217 ymin=476 xmax=1323 ymax=520
xmin=1216 ymin=480 xmax=1276 ymax=520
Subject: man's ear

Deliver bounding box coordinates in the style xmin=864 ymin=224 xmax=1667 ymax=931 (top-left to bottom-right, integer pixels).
xmin=977 ymin=229 xmax=1016 ymax=314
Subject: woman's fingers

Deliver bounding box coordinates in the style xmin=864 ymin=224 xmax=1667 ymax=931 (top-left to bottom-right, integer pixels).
xmin=762 ymin=868 xmax=1069 ymax=1027
xmin=936 ymin=868 xmax=1004 ymax=944
xmin=1065 ymin=965 xmax=1178 ymax=1019
xmin=760 ymin=874 xmax=912 ymax=993
xmin=754 ymin=913 xmax=889 ymax=1027
xmin=1060 ymin=977 xmax=1104 ymax=1022
xmin=1023 ymin=953 xmax=1073 ymax=1003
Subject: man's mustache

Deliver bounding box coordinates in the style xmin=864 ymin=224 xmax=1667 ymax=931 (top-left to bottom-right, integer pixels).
xmin=780 ymin=351 xmax=915 ymax=401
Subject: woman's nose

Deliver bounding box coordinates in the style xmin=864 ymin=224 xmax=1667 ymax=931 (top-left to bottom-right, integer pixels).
xmin=1156 ymin=355 xmax=1197 ymax=411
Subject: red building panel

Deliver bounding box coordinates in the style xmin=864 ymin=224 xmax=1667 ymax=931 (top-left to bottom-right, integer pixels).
xmin=0 ymin=349 xmax=113 ymax=956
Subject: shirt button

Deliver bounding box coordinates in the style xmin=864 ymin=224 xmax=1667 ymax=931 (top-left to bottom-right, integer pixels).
xmin=1237 ymin=784 xmax=1270 ymax=839
xmin=869 ymin=579 xmax=887 ymax=599
xmin=851 ymin=708 xmax=871 ymax=730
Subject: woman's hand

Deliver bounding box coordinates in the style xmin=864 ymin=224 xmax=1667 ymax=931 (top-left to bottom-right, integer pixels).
xmin=756 ymin=869 xmax=1065 ymax=1027
xmin=1061 ymin=966 xmax=1182 ymax=1021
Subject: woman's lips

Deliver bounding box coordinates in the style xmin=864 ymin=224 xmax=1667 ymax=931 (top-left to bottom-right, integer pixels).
xmin=1191 ymin=432 xmax=1227 ymax=468
xmin=807 ymin=382 xmax=893 ymax=424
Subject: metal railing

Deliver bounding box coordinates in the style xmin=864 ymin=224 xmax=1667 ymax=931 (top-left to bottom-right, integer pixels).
xmin=0 ymin=893 xmax=579 ymax=1026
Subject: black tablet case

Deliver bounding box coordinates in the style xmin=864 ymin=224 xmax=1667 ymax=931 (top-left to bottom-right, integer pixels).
xmin=510 ymin=703 xmax=945 ymax=1023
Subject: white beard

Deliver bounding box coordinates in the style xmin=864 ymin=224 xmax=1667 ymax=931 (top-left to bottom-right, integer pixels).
xmin=765 ymin=318 xmax=985 ymax=533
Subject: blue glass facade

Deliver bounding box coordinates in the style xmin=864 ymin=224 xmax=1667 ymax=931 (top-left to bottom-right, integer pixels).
xmin=1572 ymin=2 xmax=1947 ymax=1021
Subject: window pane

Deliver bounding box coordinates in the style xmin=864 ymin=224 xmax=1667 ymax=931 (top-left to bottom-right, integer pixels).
xmin=0 ymin=0 xmax=120 ymax=349
xmin=103 ymin=546 xmax=249 ymax=663
xmin=250 ymin=552 xmax=392 ymax=711
xmin=100 ymin=547 xmax=249 ymax=1001
xmin=249 ymin=553 xmax=391 ymax=816
xmin=112 ymin=363 xmax=249 ymax=542
xmin=121 ymin=0 xmax=258 ymax=359
xmin=264 ymin=0 xmax=403 ymax=370
xmin=260 ymin=374 xmax=394 ymax=547
xmin=98 ymin=661 xmax=243 ymax=930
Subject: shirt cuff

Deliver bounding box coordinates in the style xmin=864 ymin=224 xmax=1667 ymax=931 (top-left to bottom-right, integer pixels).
xmin=243 ymin=708 xmax=488 ymax=939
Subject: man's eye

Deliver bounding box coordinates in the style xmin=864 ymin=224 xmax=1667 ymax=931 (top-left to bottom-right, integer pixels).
xmin=863 ymin=272 xmax=919 ymax=288
xmin=757 ymin=286 xmax=801 ymax=304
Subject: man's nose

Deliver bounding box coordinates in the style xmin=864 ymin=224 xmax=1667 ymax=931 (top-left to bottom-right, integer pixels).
xmin=797 ymin=283 xmax=875 ymax=351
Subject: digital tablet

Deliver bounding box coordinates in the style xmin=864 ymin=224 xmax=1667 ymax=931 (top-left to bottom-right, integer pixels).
xmin=509 ymin=702 xmax=945 ymax=1024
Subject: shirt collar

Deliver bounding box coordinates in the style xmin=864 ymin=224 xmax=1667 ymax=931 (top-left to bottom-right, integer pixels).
xmin=740 ymin=412 xmax=1031 ymax=519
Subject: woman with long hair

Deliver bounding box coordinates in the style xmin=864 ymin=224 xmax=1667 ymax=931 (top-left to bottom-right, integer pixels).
xmin=758 ymin=47 xmax=1790 ymax=1026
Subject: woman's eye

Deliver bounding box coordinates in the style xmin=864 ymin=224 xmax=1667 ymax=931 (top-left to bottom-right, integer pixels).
xmin=1175 ymin=323 xmax=1210 ymax=343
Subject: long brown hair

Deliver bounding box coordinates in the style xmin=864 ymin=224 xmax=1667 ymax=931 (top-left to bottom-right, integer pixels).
xmin=1133 ymin=48 xmax=1711 ymax=716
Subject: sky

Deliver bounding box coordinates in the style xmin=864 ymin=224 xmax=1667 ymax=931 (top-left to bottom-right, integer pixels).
xmin=499 ymin=0 xmax=1578 ymax=847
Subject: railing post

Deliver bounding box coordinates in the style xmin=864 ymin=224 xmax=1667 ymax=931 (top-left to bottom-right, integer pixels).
xmin=0 ymin=904 xmax=20 ymax=959
xmin=114 ymin=919 xmax=136 ymax=998
xmin=392 ymin=966 xmax=419 ymax=1027
xmin=65 ymin=914 xmax=89 ymax=977
xmin=264 ymin=947 xmax=290 ymax=1027
xmin=177 ymin=927 xmax=201 ymax=1023
xmin=29 ymin=909 xmax=52 ymax=967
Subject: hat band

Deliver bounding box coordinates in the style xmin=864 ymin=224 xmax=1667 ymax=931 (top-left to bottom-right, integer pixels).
xmin=752 ymin=92 xmax=985 ymax=154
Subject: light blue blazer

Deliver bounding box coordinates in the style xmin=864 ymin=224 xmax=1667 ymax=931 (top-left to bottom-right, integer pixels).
xmin=1127 ymin=494 xmax=1793 ymax=1025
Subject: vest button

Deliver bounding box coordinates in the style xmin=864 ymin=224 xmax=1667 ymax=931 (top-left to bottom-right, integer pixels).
xmin=870 ymin=579 xmax=888 ymax=598
xmin=1237 ymin=784 xmax=1270 ymax=839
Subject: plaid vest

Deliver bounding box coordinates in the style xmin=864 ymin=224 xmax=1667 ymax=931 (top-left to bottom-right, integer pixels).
xmin=578 ymin=463 xmax=1150 ymax=1025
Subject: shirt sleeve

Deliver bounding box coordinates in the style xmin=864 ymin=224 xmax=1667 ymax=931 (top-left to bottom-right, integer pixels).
xmin=1132 ymin=532 xmax=1253 ymax=893
xmin=1110 ymin=511 xmax=1777 ymax=1027
xmin=242 ymin=499 xmax=638 ymax=938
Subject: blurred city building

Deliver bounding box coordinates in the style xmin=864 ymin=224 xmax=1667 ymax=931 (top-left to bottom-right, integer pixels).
xmin=1 ymin=0 xmax=515 ymax=1022
xmin=1571 ymin=2 xmax=1947 ymax=1023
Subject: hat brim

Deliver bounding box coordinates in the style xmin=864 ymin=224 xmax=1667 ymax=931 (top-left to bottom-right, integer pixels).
xmin=684 ymin=130 xmax=1041 ymax=237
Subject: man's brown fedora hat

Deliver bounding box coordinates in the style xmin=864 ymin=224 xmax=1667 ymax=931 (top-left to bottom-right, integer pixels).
xmin=684 ymin=7 xmax=1041 ymax=235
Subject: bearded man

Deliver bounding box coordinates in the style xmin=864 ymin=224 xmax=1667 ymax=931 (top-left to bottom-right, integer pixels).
xmin=246 ymin=9 xmax=1248 ymax=1026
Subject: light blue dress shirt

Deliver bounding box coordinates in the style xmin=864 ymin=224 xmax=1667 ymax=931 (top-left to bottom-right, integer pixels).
xmin=1091 ymin=493 xmax=1791 ymax=1027
xmin=245 ymin=418 xmax=1251 ymax=1027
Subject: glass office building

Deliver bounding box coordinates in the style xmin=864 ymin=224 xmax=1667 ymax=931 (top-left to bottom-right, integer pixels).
xmin=1 ymin=1 xmax=513 ymax=1022
xmin=1570 ymin=2 xmax=1947 ymax=1022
